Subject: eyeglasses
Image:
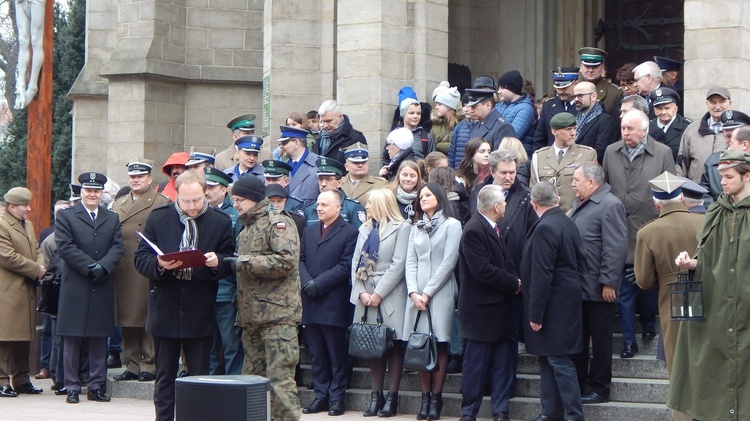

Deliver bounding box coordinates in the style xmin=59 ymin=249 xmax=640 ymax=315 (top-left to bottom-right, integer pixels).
xmin=572 ymin=92 xmax=594 ymax=100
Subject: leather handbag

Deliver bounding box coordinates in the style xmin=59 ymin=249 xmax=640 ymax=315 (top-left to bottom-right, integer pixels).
xmin=403 ymin=305 xmax=438 ymax=372
xmin=36 ymin=272 xmax=60 ymax=316
xmin=348 ymin=306 xmax=395 ymax=360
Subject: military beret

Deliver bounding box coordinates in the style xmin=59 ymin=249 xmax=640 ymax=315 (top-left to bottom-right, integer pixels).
xmin=550 ymin=112 xmax=577 ymax=129
xmin=4 ymin=187 xmax=32 ymax=205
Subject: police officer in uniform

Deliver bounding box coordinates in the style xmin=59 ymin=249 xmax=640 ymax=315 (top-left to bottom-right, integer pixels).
xmin=578 ymin=47 xmax=621 ymax=117
xmin=225 ymin=136 xmax=265 ymax=182
xmin=530 ymin=112 xmax=598 ymax=213
xmin=263 ymin=159 xmax=305 ymax=214
xmin=304 ymin=157 xmax=366 ymax=228
xmin=340 ymin=142 xmax=386 ymax=206
xmin=532 ymin=67 xmax=580 ymax=152
xmin=185 ymin=148 xmax=216 ymax=173
xmin=648 ymin=87 xmax=692 ymax=161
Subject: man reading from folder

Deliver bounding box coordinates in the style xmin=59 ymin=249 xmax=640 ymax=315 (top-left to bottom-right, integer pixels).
xmin=134 ymin=170 xmax=235 ymax=421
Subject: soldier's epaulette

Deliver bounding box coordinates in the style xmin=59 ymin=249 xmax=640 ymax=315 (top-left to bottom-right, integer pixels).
xmin=684 ymin=118 xmax=693 ymax=124
xmin=541 ymin=96 xmax=554 ymax=104
xmin=156 ymin=192 xmax=171 ymax=202
xmin=345 ymin=197 xmax=360 ymax=204
xmin=372 ymin=176 xmax=387 ymax=182
xmin=536 ymin=145 xmax=552 ymax=153
xmin=575 ymin=144 xmax=596 ymax=151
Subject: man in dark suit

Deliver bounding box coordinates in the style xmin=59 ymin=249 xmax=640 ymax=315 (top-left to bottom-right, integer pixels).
xmin=55 ymin=172 xmax=125 ymax=404
xmin=458 ymin=184 xmax=521 ymax=421
xmin=466 ymin=88 xmax=517 ymax=150
xmin=648 ymin=88 xmax=692 ymax=161
xmin=299 ymin=189 xmax=358 ymax=416
xmin=520 ymin=182 xmax=584 ymax=421
xmin=532 ymin=67 xmax=580 ymax=153
xmin=572 ymin=81 xmax=617 ymax=163
xmin=134 ymin=170 xmax=235 ymax=421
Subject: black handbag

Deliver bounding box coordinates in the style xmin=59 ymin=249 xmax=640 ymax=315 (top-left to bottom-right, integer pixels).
xmin=36 ymin=272 xmax=60 ymax=316
xmin=403 ymin=305 xmax=439 ymax=372
xmin=348 ymin=306 xmax=395 ymax=360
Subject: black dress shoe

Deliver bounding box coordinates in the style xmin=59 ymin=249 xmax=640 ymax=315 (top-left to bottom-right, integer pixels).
xmin=328 ymin=400 xmax=345 ymax=416
xmin=301 ymin=398 xmax=329 ymax=414
xmin=51 ymin=382 xmax=63 ymax=391
xmin=0 ymin=385 xmax=17 ymax=397
xmin=138 ymin=372 xmax=156 ymax=382
xmin=620 ymin=342 xmax=639 ymax=358
xmin=87 ymin=388 xmax=111 ymax=402
xmin=66 ymin=390 xmax=80 ymax=404
xmin=459 ymin=416 xmax=476 ymax=421
xmin=581 ymin=391 xmax=609 ymax=404
xmin=55 ymin=387 xmax=68 ymax=396
xmin=15 ymin=382 xmax=43 ymax=394
xmin=113 ymin=370 xmax=139 ymax=381
xmin=642 ymin=328 xmax=656 ymax=340
xmin=494 ymin=413 xmax=510 ymax=421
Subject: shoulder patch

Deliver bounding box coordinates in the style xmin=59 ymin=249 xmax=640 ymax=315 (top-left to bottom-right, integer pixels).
xmin=357 ymin=210 xmax=367 ymax=223
xmin=276 ymin=221 xmax=286 ymax=229
xmin=684 ymin=118 xmax=693 ymax=123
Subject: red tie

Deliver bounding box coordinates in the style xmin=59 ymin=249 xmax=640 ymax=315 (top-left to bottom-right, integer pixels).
xmin=494 ymin=225 xmax=501 ymax=238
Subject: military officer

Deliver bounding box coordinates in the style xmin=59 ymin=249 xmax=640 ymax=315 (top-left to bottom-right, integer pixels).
xmin=532 ymin=67 xmax=580 ymax=152
xmin=112 ymin=160 xmax=171 ymax=383
xmin=654 ymin=56 xmax=684 ymax=96
xmin=228 ymin=175 xmax=302 ymax=421
xmin=648 ymin=88 xmax=692 ymax=161
xmin=263 ymin=159 xmax=305 ymax=214
xmin=578 ymin=47 xmax=621 ymax=117
xmin=225 ymin=136 xmax=266 ymax=182
xmin=185 ymin=148 xmax=216 ymax=173
xmin=701 ymin=111 xmax=750 ymax=205
xmin=304 ymin=157 xmax=366 ymax=228
xmin=530 ymin=112 xmax=597 ymax=213
xmin=340 ymin=142 xmax=386 ymax=205
xmin=215 ymin=113 xmax=255 ymax=171
xmin=279 ymin=125 xmax=320 ymax=207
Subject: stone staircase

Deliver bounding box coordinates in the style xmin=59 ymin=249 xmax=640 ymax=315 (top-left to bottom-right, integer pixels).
xmin=108 ymin=320 xmax=671 ymax=420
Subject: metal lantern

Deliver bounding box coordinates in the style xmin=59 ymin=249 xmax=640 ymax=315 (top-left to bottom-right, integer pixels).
xmin=669 ymin=271 xmax=704 ymax=321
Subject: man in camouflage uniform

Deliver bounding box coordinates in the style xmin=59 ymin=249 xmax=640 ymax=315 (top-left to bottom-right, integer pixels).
xmin=227 ymin=175 xmax=302 ymax=421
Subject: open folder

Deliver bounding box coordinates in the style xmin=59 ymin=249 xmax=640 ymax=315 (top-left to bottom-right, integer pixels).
xmin=137 ymin=231 xmax=207 ymax=269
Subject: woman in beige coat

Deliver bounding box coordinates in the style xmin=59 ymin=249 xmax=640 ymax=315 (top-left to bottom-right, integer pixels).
xmin=350 ymin=188 xmax=411 ymax=417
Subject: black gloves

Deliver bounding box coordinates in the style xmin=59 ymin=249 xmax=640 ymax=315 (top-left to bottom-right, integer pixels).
xmin=302 ymin=280 xmax=319 ymax=298
xmin=224 ymin=257 xmax=238 ymax=272
xmin=87 ymin=263 xmax=107 ymax=283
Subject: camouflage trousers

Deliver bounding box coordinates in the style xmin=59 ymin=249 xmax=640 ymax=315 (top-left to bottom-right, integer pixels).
xmin=241 ymin=323 xmax=300 ymax=421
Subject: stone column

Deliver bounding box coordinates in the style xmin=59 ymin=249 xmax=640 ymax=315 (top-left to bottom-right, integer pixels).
xmin=337 ymin=0 xmax=449 ymax=168
xmin=683 ymin=0 xmax=749 ymax=118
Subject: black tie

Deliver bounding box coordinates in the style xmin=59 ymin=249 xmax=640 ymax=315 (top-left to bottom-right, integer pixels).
xmin=90 ymin=211 xmax=96 ymax=222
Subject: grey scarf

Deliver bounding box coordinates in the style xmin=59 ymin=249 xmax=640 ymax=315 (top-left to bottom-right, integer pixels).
xmin=174 ymin=200 xmax=209 ymax=280
xmin=396 ymin=187 xmax=417 ymax=217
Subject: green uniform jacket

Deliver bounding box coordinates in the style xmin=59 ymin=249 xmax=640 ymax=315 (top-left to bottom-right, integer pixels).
xmin=667 ymin=194 xmax=750 ymax=420
xmin=235 ymin=199 xmax=301 ymax=328
xmin=530 ymin=143 xmax=597 ymax=213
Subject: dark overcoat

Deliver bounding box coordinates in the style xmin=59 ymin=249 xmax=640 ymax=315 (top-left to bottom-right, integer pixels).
xmin=313 ymin=114 xmax=367 ymax=164
xmin=649 ymin=113 xmax=692 ymax=161
xmin=470 ymin=108 xmax=517 ymax=150
xmin=531 ymin=96 xmax=578 ymax=152
xmin=299 ymin=217 xmax=358 ymax=328
xmin=519 ymin=206 xmax=583 ymax=357
xmin=574 ymin=112 xmax=617 ymax=163
xmin=458 ymin=213 xmax=519 ymax=342
xmin=134 ymin=204 xmax=235 ymax=338
xmin=55 ymin=203 xmax=125 ymax=337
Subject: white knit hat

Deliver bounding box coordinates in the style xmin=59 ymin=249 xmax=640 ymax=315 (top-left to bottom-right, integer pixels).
xmin=387 ymin=127 xmax=414 ymax=150
xmin=434 ymin=87 xmax=460 ymax=110
xmin=431 ymin=81 xmax=450 ymax=102
xmin=399 ymin=98 xmax=420 ymax=118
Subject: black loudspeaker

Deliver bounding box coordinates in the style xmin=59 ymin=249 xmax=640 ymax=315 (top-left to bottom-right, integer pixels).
xmin=175 ymin=375 xmax=271 ymax=421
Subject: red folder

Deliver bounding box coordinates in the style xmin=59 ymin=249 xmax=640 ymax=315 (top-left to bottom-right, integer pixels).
xmin=137 ymin=231 xmax=207 ymax=269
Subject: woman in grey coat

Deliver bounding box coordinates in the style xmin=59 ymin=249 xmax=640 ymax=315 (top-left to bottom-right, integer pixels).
xmin=404 ymin=182 xmax=461 ymax=420
xmin=350 ymin=188 xmax=411 ymax=417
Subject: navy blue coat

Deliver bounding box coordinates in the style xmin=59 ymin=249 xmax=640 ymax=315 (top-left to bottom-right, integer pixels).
xmin=649 ymin=114 xmax=692 ymax=162
xmin=288 ymin=150 xmax=320 ymax=207
xmin=458 ymin=213 xmax=519 ymax=342
xmin=134 ymin=204 xmax=235 ymax=339
xmin=575 ymin=112 xmax=617 ymax=163
xmin=532 ymin=96 xmax=578 ymax=153
xmin=299 ymin=216 xmax=358 ymax=327
xmin=520 ymin=206 xmax=583 ymax=357
xmin=471 ymin=108 xmax=517 ymax=150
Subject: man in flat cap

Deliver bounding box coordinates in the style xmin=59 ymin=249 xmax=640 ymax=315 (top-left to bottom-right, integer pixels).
xmin=215 ymin=113 xmax=256 ymax=171
xmin=340 ymin=142 xmax=386 ymax=206
xmin=701 ymin=112 xmax=750 ymax=205
xmin=634 ymin=171 xmax=703 ymax=421
xmin=226 ymin=136 xmax=265 ymax=182
xmin=467 ymin=88 xmax=517 ymax=150
xmin=671 ymin=149 xmax=750 ymax=420
xmin=603 ymin=109 xmax=675 ymax=359
xmin=56 ymin=172 xmax=125 ymax=403
xmin=0 ymin=187 xmax=46 ymax=398
xmin=204 ymin=167 xmax=244 ymax=376
xmin=530 ymin=112 xmax=597 ymax=213
xmin=578 ymin=47 xmax=621 ymax=117
xmin=279 ymin=125 xmax=321 ymax=207
xmin=677 ymin=87 xmax=732 ymax=182
xmin=229 ymin=175 xmax=302 ymax=421
xmin=304 ymin=157 xmax=366 ymax=228
xmin=648 ymin=87 xmax=692 ymax=161
xmin=112 ymin=160 xmax=171 ymax=383
xmin=532 ymin=67 xmax=580 ymax=152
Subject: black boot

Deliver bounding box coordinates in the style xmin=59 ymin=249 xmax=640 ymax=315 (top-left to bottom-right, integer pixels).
xmin=417 ymin=392 xmax=430 ymax=420
xmin=427 ymin=393 xmax=442 ymax=420
xmin=378 ymin=392 xmax=399 ymax=417
xmin=106 ymin=351 xmax=121 ymax=369
xmin=363 ymin=391 xmax=384 ymax=417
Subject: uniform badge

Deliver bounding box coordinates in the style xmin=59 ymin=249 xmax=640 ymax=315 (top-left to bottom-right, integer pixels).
xmin=276 ymin=222 xmax=286 ymax=229
xmin=357 ymin=210 xmax=366 ymax=223
xmin=89 ymin=172 xmax=96 ymax=181
xmin=726 ymin=110 xmax=733 ymax=120
xmin=655 ymin=88 xmax=662 ymax=98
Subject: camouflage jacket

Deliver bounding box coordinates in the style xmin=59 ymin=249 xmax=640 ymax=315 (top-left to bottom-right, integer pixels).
xmin=235 ymin=198 xmax=302 ymax=328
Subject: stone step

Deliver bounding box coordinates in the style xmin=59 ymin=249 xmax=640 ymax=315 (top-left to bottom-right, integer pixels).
xmin=517 ymin=353 xmax=667 ymax=380
xmin=298 ymin=366 xmax=668 ymax=404
xmin=297 ymin=389 xmax=671 ymax=420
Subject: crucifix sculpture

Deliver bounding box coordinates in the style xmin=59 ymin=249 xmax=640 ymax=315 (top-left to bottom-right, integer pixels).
xmin=15 ymin=0 xmax=47 ymax=110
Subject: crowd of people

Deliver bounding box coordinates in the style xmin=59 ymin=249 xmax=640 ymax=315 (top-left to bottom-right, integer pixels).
xmin=0 ymin=45 xmax=748 ymax=421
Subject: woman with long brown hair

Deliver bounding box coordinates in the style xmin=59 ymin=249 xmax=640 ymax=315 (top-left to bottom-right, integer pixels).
xmin=456 ymin=138 xmax=492 ymax=195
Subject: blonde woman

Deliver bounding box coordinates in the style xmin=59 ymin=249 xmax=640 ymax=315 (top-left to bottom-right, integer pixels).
xmin=351 ymin=188 xmax=411 ymax=417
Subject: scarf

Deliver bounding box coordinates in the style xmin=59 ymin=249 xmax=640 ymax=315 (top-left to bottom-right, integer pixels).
xmin=625 ymin=137 xmax=648 ymax=162
xmin=575 ymin=100 xmax=603 ymax=142
xmin=355 ymin=221 xmax=380 ymax=286
xmin=319 ymin=119 xmax=346 ymax=156
xmin=396 ymin=187 xmax=417 ymax=217
xmin=174 ymin=200 xmax=209 ymax=280
xmin=416 ymin=210 xmax=442 ymax=235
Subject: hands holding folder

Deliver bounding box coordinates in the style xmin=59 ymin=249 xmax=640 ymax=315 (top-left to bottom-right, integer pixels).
xmin=138 ymin=231 xmax=216 ymax=270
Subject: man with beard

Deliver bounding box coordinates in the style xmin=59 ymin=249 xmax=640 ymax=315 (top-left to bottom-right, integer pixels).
xmin=571 ymin=81 xmax=617 ymax=163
